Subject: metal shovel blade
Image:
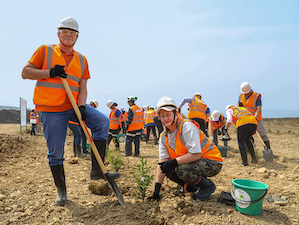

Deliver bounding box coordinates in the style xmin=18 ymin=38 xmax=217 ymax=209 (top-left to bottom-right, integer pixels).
xmin=263 ymin=148 xmax=274 ymax=163
xmin=105 ymin=173 xmax=124 ymax=205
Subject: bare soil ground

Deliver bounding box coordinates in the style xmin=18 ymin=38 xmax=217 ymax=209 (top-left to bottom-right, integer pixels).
xmin=0 ymin=118 xmax=299 ymax=225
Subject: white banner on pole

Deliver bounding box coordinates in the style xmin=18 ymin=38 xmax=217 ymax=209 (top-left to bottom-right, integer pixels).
xmin=20 ymin=98 xmax=27 ymax=126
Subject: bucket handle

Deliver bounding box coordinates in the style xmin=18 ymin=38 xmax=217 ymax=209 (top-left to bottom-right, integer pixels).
xmin=230 ymin=184 xmax=268 ymax=204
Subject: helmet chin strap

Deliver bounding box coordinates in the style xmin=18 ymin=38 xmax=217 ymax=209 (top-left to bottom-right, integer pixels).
xmin=170 ymin=110 xmax=176 ymax=126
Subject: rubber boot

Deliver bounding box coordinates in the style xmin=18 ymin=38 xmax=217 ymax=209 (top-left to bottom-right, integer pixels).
xmin=50 ymin=164 xmax=67 ymax=206
xmin=248 ymin=148 xmax=258 ymax=164
xmin=192 ymin=176 xmax=216 ymax=201
xmin=75 ymin=144 xmax=86 ymax=158
xmin=90 ymin=140 xmax=120 ymax=180
xmin=73 ymin=143 xmax=77 ymax=157
xmin=167 ymin=174 xmax=198 ymax=193
xmin=240 ymin=150 xmax=249 ymax=166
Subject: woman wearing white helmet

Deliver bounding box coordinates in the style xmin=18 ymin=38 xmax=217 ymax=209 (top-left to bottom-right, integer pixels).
xmin=148 ymin=97 xmax=223 ymax=202
xmin=224 ymin=105 xmax=258 ymax=166
xmin=208 ymin=110 xmax=226 ymax=146
xmin=106 ymin=100 xmax=122 ymax=149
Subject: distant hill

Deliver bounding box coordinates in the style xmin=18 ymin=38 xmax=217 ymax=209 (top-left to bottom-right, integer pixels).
xmin=263 ymin=109 xmax=299 ymax=118
xmin=0 ymin=106 xmax=20 ymax=111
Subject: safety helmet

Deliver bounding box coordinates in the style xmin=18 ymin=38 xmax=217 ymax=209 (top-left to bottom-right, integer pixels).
xmin=149 ymin=106 xmax=154 ymax=109
xmin=194 ymin=92 xmax=201 ymax=97
xmin=127 ymin=96 xmax=137 ymax=102
xmin=31 ymin=107 xmax=35 ymax=111
xmin=211 ymin=110 xmax=220 ymax=121
xmin=156 ymin=96 xmax=177 ymax=114
xmin=90 ymin=100 xmax=98 ymax=108
xmin=57 ymin=17 xmax=79 ymax=32
xmin=107 ymin=100 xmax=114 ymax=108
xmin=240 ymin=82 xmax=251 ymax=94
xmin=225 ymin=104 xmax=233 ymax=111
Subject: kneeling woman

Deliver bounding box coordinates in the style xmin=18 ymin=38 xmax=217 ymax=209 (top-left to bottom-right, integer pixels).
xmin=149 ymin=97 xmax=223 ymax=201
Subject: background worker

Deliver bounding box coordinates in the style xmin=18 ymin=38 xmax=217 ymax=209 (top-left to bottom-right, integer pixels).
xmin=208 ymin=110 xmax=226 ymax=146
xmin=148 ymin=97 xmax=223 ymax=201
xmin=179 ymin=92 xmax=210 ymax=134
xmin=144 ymin=106 xmax=158 ymax=145
xmin=154 ymin=114 xmax=163 ymax=137
xmin=125 ymin=96 xmax=143 ymax=156
xmin=107 ymin=100 xmax=122 ymax=149
xmin=224 ymin=105 xmax=258 ymax=166
xmin=22 ymin=17 xmax=112 ymax=206
xmin=67 ymin=120 xmax=86 ymax=158
xmin=238 ymin=82 xmax=273 ymax=154
xmin=120 ymin=108 xmax=128 ymax=134
xmin=29 ymin=108 xmax=38 ymax=135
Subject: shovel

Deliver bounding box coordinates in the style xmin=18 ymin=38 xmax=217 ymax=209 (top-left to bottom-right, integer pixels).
xmin=61 ymin=78 xmax=124 ymax=205
xmin=256 ymin=132 xmax=273 ymax=163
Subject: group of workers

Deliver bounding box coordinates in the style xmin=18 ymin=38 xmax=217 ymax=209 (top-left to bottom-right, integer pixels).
xmin=22 ymin=17 xmax=273 ymax=206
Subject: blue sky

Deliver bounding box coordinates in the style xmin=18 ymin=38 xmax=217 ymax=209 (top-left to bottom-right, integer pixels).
xmin=1 ymin=0 xmax=299 ymax=116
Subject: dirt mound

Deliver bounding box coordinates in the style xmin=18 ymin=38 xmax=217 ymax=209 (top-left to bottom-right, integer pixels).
xmin=0 ymin=119 xmax=299 ymax=224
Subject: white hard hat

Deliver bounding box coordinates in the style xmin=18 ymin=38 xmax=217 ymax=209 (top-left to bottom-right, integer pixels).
xmin=128 ymin=96 xmax=137 ymax=102
xmin=31 ymin=107 xmax=35 ymax=111
xmin=225 ymin=104 xmax=233 ymax=111
xmin=107 ymin=100 xmax=114 ymax=108
xmin=90 ymin=100 xmax=98 ymax=108
xmin=240 ymin=82 xmax=251 ymax=94
xmin=58 ymin=17 xmax=79 ymax=32
xmin=156 ymin=96 xmax=177 ymax=114
xmin=194 ymin=92 xmax=201 ymax=96
xmin=212 ymin=110 xmax=220 ymax=121
xmin=149 ymin=106 xmax=154 ymax=109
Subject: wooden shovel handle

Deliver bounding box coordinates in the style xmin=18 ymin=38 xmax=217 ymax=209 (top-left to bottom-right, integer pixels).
xmin=61 ymin=78 xmax=107 ymax=174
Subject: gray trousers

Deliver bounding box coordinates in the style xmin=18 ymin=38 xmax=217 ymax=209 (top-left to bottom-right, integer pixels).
xmin=257 ymin=120 xmax=269 ymax=142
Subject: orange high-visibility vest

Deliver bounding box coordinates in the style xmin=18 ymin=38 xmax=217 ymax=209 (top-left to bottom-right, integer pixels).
xmin=109 ymin=108 xmax=121 ymax=130
xmin=231 ymin=106 xmax=257 ymax=128
xmin=33 ymin=44 xmax=85 ymax=107
xmin=30 ymin=111 xmax=39 ymax=123
xmin=127 ymin=105 xmax=144 ymax=132
xmin=163 ymin=117 xmax=223 ymax=162
xmin=145 ymin=109 xmax=155 ymax=125
xmin=208 ymin=114 xmax=224 ymax=132
xmin=239 ymin=91 xmax=262 ymax=121
xmin=188 ymin=97 xmax=208 ymax=121
xmin=121 ymin=111 xmax=128 ymax=122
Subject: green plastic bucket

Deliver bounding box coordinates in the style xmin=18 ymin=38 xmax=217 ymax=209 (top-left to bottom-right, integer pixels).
xmin=231 ymin=179 xmax=268 ymax=215
xmin=218 ymin=146 xmax=229 ymax=157
xmin=116 ymin=134 xmax=125 ymax=143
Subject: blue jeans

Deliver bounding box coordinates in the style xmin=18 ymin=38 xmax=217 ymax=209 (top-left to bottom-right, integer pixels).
xmin=41 ymin=104 xmax=109 ymax=166
xmin=67 ymin=123 xmax=82 ymax=145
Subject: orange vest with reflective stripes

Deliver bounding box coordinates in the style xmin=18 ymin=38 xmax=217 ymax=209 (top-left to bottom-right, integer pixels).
xmin=231 ymin=106 xmax=257 ymax=128
xmin=164 ymin=118 xmax=223 ymax=162
xmin=239 ymin=91 xmax=262 ymax=121
xmin=145 ymin=109 xmax=155 ymax=125
xmin=127 ymin=105 xmax=144 ymax=132
xmin=109 ymin=108 xmax=121 ymax=130
xmin=30 ymin=112 xmax=39 ymax=123
xmin=188 ymin=97 xmax=208 ymax=121
xmin=208 ymin=114 xmax=224 ymax=132
xmin=121 ymin=111 xmax=128 ymax=122
xmin=33 ymin=44 xmax=85 ymax=108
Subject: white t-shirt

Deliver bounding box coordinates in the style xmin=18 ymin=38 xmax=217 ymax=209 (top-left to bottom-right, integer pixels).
xmin=159 ymin=121 xmax=202 ymax=160
xmin=226 ymin=108 xmax=234 ymax=123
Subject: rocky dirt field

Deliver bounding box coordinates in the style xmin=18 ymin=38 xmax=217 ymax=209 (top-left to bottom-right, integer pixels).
xmin=0 ymin=118 xmax=299 ymax=225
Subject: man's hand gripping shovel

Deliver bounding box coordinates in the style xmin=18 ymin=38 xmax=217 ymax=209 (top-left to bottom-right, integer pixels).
xmin=61 ymin=78 xmax=124 ymax=205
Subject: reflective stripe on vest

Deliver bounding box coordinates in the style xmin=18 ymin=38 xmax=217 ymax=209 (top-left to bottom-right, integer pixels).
xmin=145 ymin=109 xmax=155 ymax=125
xmin=162 ymin=118 xmax=223 ymax=162
xmin=231 ymin=106 xmax=257 ymax=128
xmin=127 ymin=105 xmax=144 ymax=132
xmin=33 ymin=44 xmax=85 ymax=107
xmin=188 ymin=97 xmax=207 ymax=121
xmin=109 ymin=108 xmax=120 ymax=130
xmin=239 ymin=92 xmax=262 ymax=121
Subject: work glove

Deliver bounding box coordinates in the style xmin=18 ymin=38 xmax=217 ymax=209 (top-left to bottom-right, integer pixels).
xmin=217 ymin=130 xmax=222 ymax=136
xmin=158 ymin=159 xmax=178 ymax=174
xmin=78 ymin=105 xmax=86 ymax=121
xmin=50 ymin=65 xmax=67 ymax=78
xmin=220 ymin=129 xmax=231 ymax=141
xmin=147 ymin=183 xmax=161 ymax=201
